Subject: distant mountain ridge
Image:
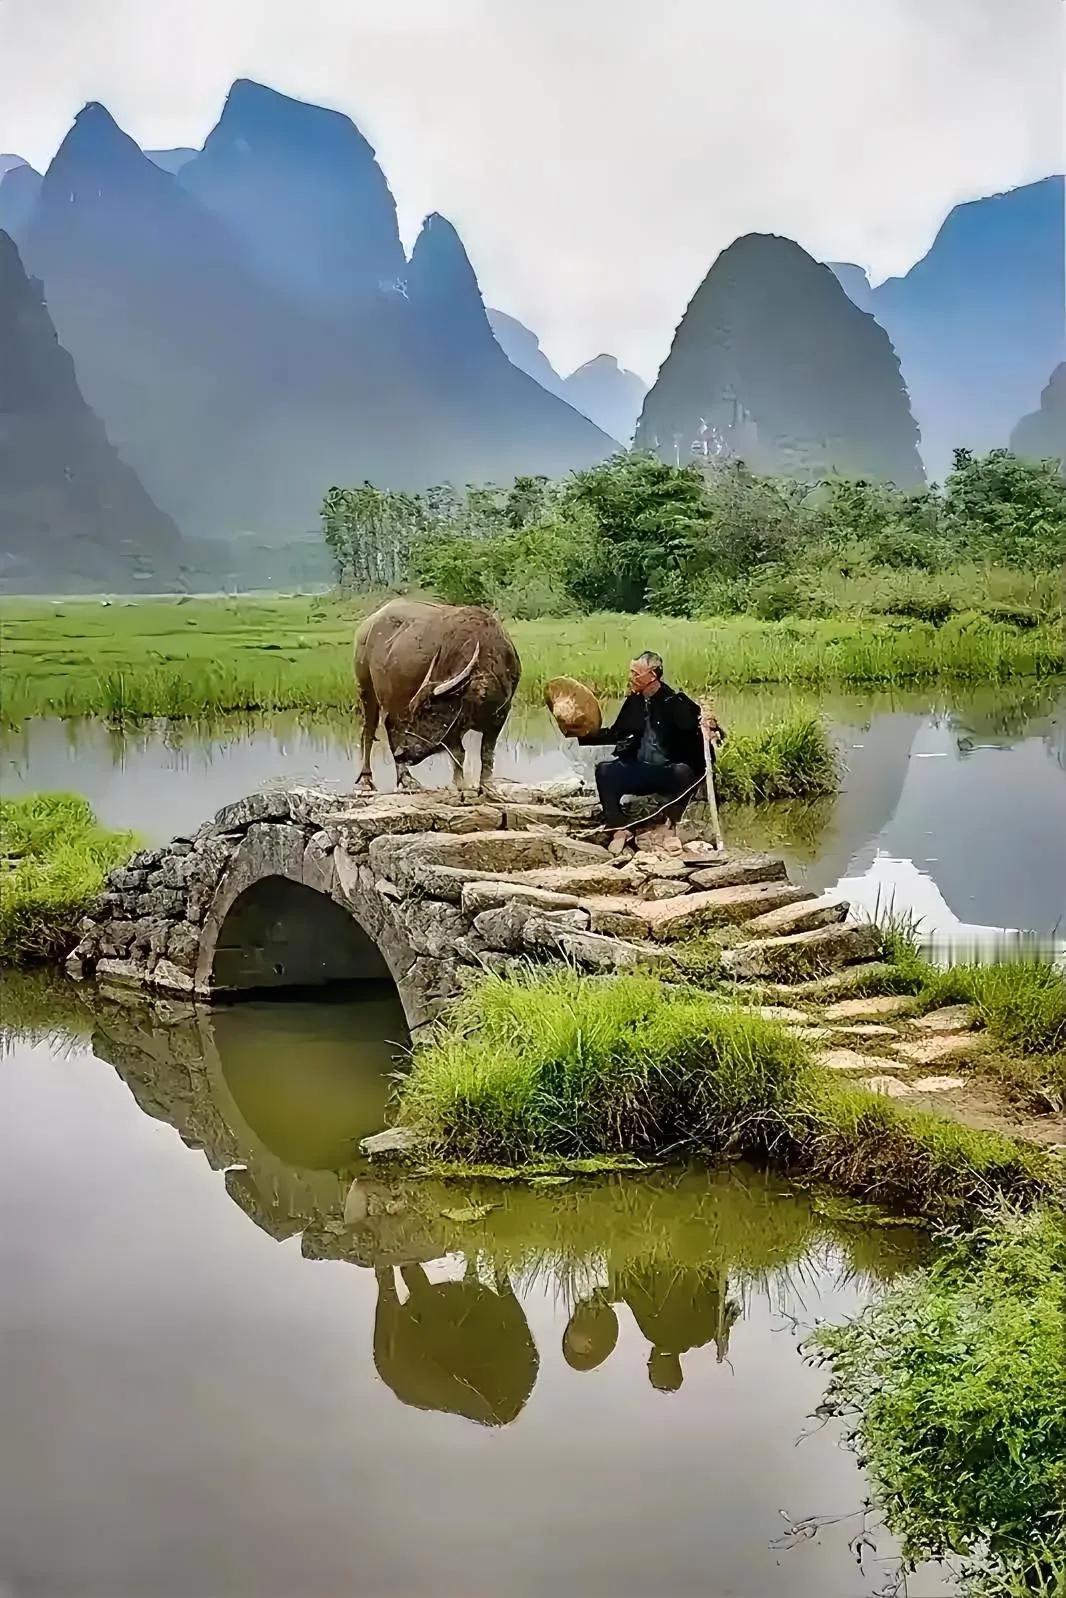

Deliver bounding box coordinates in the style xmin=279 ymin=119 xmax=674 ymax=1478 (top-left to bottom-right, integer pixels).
xmin=0 ymin=228 xmax=182 ymax=592
xmin=9 ymin=83 xmax=612 ymax=552
xmin=831 ymin=176 xmax=1065 ymax=480
xmin=488 ymin=308 xmax=647 ymax=442
xmin=1010 ymin=363 xmax=1066 ymax=467
xmin=636 ymin=232 xmax=923 ymax=485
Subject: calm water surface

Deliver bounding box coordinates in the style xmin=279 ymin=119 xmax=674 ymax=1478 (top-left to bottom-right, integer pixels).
xmin=4 ymin=678 xmax=1063 ymax=950
xmin=1 ymin=974 xmax=944 ymax=1598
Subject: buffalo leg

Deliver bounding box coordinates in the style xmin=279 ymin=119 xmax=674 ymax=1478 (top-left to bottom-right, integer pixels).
xmin=478 ymin=710 xmax=509 ymax=793
xmin=357 ymin=684 xmax=380 ymax=790
xmin=445 ymin=729 xmax=467 ymax=789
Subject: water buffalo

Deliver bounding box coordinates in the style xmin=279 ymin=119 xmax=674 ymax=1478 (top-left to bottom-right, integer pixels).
xmin=354 ymin=598 xmax=521 ymax=791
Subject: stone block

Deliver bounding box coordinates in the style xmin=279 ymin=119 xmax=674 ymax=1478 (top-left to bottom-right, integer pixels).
xmin=140 ymin=888 xmax=185 ymax=919
xmin=398 ymin=899 xmax=466 ymax=959
xmin=640 ymin=877 xmax=691 ymax=901
xmin=861 ymin=1075 xmax=913 ymax=1098
xmin=894 ymin=1034 xmax=985 ymax=1066
xmin=460 ymin=880 xmax=584 ymax=917
xmin=213 ymin=791 xmax=292 ymax=830
xmin=95 ymin=958 xmax=146 ymax=986
xmin=744 ymin=898 xmax=849 ymax=939
xmin=111 ymin=868 xmax=146 ymax=892
xmin=150 ymin=959 xmax=196 ymax=994
xmin=688 ymin=855 xmax=788 ymax=890
xmin=818 ymin=1048 xmax=897 ymax=1072
xmin=99 ymin=919 xmax=139 ymax=957
xmin=548 ymin=928 xmax=668 ymax=973
xmin=165 ymin=921 xmax=202 ymax=972
xmin=914 ymin=1005 xmax=976 ymax=1033
xmin=721 ymin=922 xmax=883 ymax=983
xmin=822 ymin=994 xmax=916 ymax=1020
xmin=641 ymin=882 xmax=809 ymax=942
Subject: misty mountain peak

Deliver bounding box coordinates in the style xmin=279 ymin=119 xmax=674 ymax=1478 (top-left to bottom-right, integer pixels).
xmin=407 ymin=212 xmax=492 ymax=338
xmin=636 ymin=230 xmax=922 ymax=484
xmin=42 ymin=101 xmax=176 ymax=203
xmin=180 ymin=77 xmax=405 ymax=308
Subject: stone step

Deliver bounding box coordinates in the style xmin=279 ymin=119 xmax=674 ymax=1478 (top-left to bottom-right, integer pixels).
xmin=637 ymin=881 xmax=810 ymax=943
xmin=759 ymin=964 xmax=900 ymax=1003
xmin=460 ymin=880 xmax=584 ymax=917
xmin=721 ymin=922 xmax=883 ymax=983
xmin=687 ymin=855 xmax=787 ymax=890
xmin=743 ymin=897 xmax=848 ymax=940
xmin=822 ymin=993 xmax=915 ymax=1021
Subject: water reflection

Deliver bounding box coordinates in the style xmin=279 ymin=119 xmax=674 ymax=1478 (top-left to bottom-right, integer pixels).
xmin=374 ymin=1262 xmax=538 ymax=1426
xmin=3 ymin=969 xmax=929 ymax=1438
xmin=1 ymin=973 xmax=947 ymax=1598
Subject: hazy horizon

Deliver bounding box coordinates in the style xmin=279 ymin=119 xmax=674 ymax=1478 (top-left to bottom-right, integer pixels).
xmin=2 ymin=0 xmax=1062 ymax=377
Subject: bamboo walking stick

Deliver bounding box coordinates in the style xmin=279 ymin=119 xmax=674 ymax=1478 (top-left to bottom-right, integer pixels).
xmin=701 ymin=704 xmax=724 ymax=851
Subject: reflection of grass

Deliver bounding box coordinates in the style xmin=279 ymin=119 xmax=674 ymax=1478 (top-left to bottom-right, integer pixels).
xmin=0 ymin=794 xmax=137 ymax=963
xmin=3 ymin=596 xmax=1063 ymax=725
xmin=813 ymin=1209 xmax=1066 ymax=1598
xmin=398 ymin=969 xmax=1058 ymax=1217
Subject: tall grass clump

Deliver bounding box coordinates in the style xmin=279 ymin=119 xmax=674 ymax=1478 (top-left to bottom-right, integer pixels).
xmin=715 ymin=715 xmax=838 ymax=802
xmin=399 ymin=968 xmax=810 ymax=1164
xmin=0 ymin=793 xmax=137 ymax=963
xmin=811 ymin=1209 xmax=1066 ymax=1596
xmin=397 ymin=970 xmax=1058 ymax=1215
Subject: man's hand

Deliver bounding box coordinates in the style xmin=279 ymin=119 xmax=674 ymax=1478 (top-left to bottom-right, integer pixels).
xmin=700 ymin=706 xmax=724 ymax=744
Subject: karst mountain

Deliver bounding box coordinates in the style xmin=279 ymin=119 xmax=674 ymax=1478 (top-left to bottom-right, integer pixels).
xmin=635 ymin=233 xmax=924 ymax=485
xmin=0 ymin=228 xmax=182 ymax=592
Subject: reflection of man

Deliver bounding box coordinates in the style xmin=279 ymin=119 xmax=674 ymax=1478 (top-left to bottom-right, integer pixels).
xmin=621 ymin=1267 xmax=739 ymax=1393
xmin=373 ymin=1262 xmax=539 ymax=1427
xmin=573 ymin=652 xmax=723 ymax=855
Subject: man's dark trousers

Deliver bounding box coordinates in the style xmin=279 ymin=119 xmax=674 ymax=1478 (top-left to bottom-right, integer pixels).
xmin=595 ymin=758 xmax=697 ymax=830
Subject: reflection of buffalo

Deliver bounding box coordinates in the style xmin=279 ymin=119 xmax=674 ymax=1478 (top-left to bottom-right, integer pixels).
xmin=373 ymin=1263 xmax=539 ymax=1427
xmin=354 ymin=598 xmax=521 ymax=792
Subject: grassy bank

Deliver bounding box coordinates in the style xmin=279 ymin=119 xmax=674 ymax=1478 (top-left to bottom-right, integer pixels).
xmin=2 ymin=596 xmax=1063 ymax=726
xmin=395 ymin=969 xmax=1059 ymax=1219
xmin=0 ymin=794 xmax=137 ymax=964
xmin=812 ymin=1209 xmax=1066 ymax=1596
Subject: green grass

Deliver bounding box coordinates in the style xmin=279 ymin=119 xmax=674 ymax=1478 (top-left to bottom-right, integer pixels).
xmin=1 ymin=596 xmax=1062 ymax=725
xmin=396 ymin=968 xmax=1059 ymax=1218
xmin=812 ymin=1208 xmax=1066 ymax=1596
xmin=0 ymin=794 xmax=137 ymax=963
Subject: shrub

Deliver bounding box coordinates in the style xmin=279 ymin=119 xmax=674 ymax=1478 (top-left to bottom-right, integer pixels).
xmin=812 ymin=1209 xmax=1066 ymax=1594
xmin=0 ymin=793 xmax=137 ymax=963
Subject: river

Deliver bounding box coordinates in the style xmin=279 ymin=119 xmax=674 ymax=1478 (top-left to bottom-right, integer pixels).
xmin=1 ymin=972 xmax=946 ymax=1598
xmin=4 ymin=677 xmax=1064 ymax=954
xmin=1 ymin=681 xmax=1061 ymax=1594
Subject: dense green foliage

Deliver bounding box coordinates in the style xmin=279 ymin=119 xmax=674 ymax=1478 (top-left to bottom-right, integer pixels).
xmin=351 ymin=448 xmax=1066 ymax=619
xmin=813 ymin=1210 xmax=1066 ymax=1595
xmin=396 ymin=969 xmax=1056 ymax=1216
xmin=0 ymin=794 xmax=136 ymax=963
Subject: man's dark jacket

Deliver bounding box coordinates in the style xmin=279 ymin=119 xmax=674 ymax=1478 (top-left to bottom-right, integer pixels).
xmin=578 ymin=682 xmax=715 ymax=774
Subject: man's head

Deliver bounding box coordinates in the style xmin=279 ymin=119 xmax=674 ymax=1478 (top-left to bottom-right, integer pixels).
xmin=628 ymin=651 xmax=664 ymax=696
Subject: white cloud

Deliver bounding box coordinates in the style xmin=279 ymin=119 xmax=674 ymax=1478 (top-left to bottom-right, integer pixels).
xmin=1 ymin=0 xmax=1060 ymax=376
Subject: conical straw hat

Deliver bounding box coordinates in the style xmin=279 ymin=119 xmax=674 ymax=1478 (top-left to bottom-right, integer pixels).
xmin=545 ymin=676 xmax=602 ymax=738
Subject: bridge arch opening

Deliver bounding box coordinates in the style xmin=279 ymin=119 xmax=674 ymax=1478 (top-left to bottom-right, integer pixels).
xmin=209 ymin=875 xmax=393 ymax=995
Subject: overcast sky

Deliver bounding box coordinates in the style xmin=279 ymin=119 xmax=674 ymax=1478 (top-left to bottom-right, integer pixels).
xmin=1 ymin=0 xmax=1061 ymax=377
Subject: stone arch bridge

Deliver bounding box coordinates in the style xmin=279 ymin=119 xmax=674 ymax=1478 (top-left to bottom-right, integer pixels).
xmin=68 ymin=784 xmax=879 ymax=1030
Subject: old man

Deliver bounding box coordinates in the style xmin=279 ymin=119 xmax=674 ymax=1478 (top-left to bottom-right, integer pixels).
xmin=573 ymin=651 xmax=723 ymax=854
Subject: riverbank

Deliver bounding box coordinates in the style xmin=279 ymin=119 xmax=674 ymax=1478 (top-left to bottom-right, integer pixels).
xmin=0 ymin=794 xmax=137 ymax=963
xmin=2 ymin=596 xmax=1063 ymax=726
xmin=390 ymin=968 xmax=1062 ymax=1219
